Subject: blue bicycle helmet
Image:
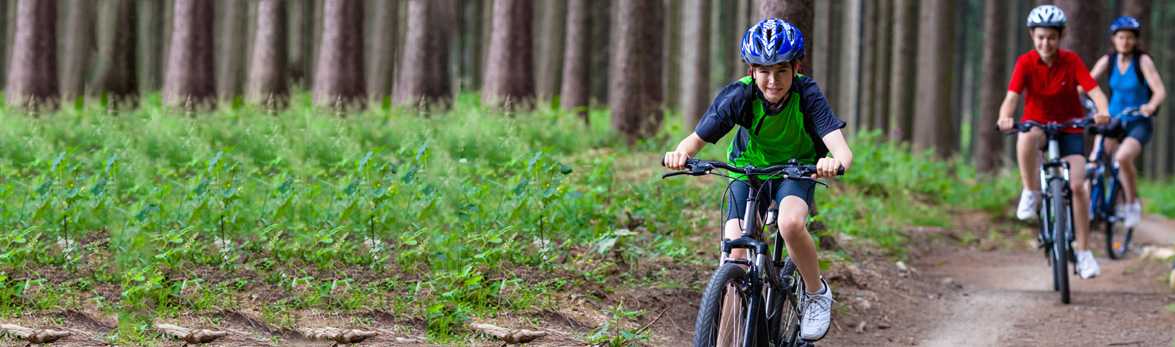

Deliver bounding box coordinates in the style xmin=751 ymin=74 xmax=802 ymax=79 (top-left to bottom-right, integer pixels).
xmin=1109 ymin=16 xmax=1141 ymax=35
xmin=740 ymin=18 xmax=804 ymax=66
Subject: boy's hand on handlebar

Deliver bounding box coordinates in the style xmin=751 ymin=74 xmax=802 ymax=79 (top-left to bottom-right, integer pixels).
xmin=997 ymin=117 xmax=1014 ymax=132
xmin=813 ymin=158 xmax=843 ymax=179
xmin=663 ymin=151 xmax=690 ymax=170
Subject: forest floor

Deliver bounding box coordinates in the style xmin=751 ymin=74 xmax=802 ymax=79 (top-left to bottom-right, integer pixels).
xmin=6 ymin=211 xmax=1172 ymax=346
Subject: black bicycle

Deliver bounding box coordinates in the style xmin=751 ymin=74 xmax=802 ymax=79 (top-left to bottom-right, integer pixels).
xmin=1087 ymin=109 xmax=1145 ymax=259
xmin=1012 ymin=118 xmax=1092 ymax=304
xmin=663 ymin=158 xmax=840 ymax=347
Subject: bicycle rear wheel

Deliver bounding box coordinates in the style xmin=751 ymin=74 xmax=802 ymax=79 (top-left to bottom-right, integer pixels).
xmin=1105 ymin=182 xmax=1134 ymax=260
xmin=1049 ymin=178 xmax=1071 ymax=304
xmin=694 ymin=263 xmax=750 ymax=347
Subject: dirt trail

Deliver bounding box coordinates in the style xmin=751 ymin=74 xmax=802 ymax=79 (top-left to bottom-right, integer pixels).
xmin=912 ymin=214 xmax=1175 ymax=347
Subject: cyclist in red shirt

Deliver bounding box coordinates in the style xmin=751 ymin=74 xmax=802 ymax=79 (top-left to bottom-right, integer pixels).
xmin=996 ymin=5 xmax=1110 ymax=279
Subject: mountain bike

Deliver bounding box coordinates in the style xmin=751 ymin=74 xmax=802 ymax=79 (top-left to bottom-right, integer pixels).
xmin=1013 ymin=118 xmax=1091 ymax=304
xmin=1087 ymin=108 xmax=1145 ymax=259
xmin=663 ymin=158 xmax=840 ymax=347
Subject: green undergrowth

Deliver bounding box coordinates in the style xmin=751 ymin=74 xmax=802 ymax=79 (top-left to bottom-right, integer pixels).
xmin=0 ymin=92 xmax=1077 ymax=344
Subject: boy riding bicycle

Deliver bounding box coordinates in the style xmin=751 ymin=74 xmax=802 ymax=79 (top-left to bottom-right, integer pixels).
xmin=663 ymin=18 xmax=852 ymax=341
xmin=996 ymin=5 xmax=1110 ymax=279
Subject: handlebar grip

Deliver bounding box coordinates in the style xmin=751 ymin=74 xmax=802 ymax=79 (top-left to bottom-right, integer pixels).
xmin=837 ymin=166 xmax=846 ymax=176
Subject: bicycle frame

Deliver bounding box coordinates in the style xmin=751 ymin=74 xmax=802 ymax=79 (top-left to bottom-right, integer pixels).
xmin=720 ymin=174 xmax=787 ymax=346
xmin=1038 ymin=132 xmax=1074 ymax=251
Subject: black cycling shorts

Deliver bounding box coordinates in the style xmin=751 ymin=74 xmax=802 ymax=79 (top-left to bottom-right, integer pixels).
xmin=725 ymin=178 xmax=816 ymax=221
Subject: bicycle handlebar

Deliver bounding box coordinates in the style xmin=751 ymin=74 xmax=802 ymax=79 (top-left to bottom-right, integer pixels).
xmin=660 ymin=158 xmax=844 ymax=180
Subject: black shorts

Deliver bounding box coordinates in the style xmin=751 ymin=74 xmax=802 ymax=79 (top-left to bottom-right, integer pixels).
xmin=1051 ymin=132 xmax=1085 ymax=157
xmin=725 ymin=178 xmax=816 ymax=221
xmin=1113 ymin=117 xmax=1154 ymax=146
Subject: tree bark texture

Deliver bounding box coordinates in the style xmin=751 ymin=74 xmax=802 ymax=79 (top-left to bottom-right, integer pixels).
xmin=61 ymin=0 xmax=93 ymax=100
xmin=247 ymin=0 xmax=288 ymax=105
xmin=163 ymin=0 xmax=215 ymax=107
xmin=609 ymin=0 xmax=664 ymax=143
xmin=1056 ymin=0 xmax=1105 ymax=64
xmin=6 ymin=0 xmax=57 ymax=108
xmin=312 ymin=0 xmax=364 ymax=107
xmin=975 ymin=0 xmax=1009 ymax=172
xmin=366 ymin=0 xmax=397 ymax=101
xmin=91 ymin=0 xmax=138 ymax=101
xmin=681 ymin=0 xmax=710 ymax=128
xmin=887 ymin=0 xmax=917 ymax=142
xmin=393 ymin=0 xmax=452 ymax=107
xmin=138 ymin=0 xmax=163 ymax=91
xmin=535 ymin=0 xmax=565 ymax=101
xmin=912 ymin=0 xmax=957 ymax=156
xmin=482 ymin=0 xmax=534 ymax=108
xmin=560 ymin=0 xmax=590 ymax=121
xmin=758 ymin=0 xmax=813 ymax=75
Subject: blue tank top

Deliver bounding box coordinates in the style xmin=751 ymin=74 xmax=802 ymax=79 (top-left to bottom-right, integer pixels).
xmin=1108 ymin=56 xmax=1150 ymax=117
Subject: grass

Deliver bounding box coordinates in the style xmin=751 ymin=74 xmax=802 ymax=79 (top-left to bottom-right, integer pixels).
xmin=1140 ymin=179 xmax=1175 ymax=218
xmin=0 ymin=91 xmax=1079 ymax=344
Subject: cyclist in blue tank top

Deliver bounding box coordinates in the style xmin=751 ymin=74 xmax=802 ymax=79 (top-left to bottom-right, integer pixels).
xmin=663 ymin=18 xmax=852 ymax=342
xmin=1087 ymin=16 xmax=1167 ymax=228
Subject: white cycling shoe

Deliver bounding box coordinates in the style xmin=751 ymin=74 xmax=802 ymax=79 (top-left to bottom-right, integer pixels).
xmin=799 ymin=278 xmax=833 ymax=341
xmin=1124 ymin=201 xmax=1142 ymax=228
xmin=1077 ymin=250 xmax=1101 ymax=279
xmin=1017 ymin=190 xmax=1042 ymax=221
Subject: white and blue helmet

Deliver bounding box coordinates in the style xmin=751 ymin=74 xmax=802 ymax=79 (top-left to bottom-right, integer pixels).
xmin=740 ymin=18 xmax=804 ymax=66
xmin=1026 ymin=5 xmax=1066 ymax=29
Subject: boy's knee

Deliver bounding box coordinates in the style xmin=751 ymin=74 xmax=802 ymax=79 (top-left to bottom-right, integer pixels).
xmin=777 ymin=214 xmax=807 ymax=238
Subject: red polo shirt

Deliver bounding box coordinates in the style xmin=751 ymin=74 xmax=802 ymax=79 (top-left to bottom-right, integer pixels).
xmin=1008 ymin=49 xmax=1098 ymax=133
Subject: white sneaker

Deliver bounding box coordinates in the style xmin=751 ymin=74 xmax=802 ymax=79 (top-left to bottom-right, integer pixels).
xmin=1077 ymin=250 xmax=1101 ymax=279
xmin=1017 ymin=190 xmax=1042 ymax=221
xmin=799 ymin=278 xmax=833 ymax=341
xmin=1124 ymin=201 xmax=1142 ymax=228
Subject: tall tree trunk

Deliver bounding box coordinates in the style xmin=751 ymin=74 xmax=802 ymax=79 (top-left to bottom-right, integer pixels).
xmin=813 ymin=0 xmax=839 ymax=97
xmin=662 ymin=0 xmax=680 ymax=111
xmin=588 ymin=0 xmax=610 ymax=105
xmin=457 ymin=0 xmax=483 ymax=92
xmin=216 ymin=0 xmax=247 ymax=100
xmin=6 ymin=0 xmax=57 ymax=108
xmin=871 ymin=1 xmax=892 ymax=135
xmin=859 ymin=1 xmax=877 ymax=130
xmin=560 ymin=0 xmax=589 ymax=122
xmin=732 ymin=0 xmax=751 ymax=80
xmin=247 ymin=0 xmax=288 ymax=106
xmin=758 ymin=0 xmax=813 ymax=75
xmin=610 ymin=0 xmax=664 ymax=143
xmin=712 ymin=0 xmax=736 ymax=87
xmin=138 ymin=0 xmax=163 ymax=91
xmin=288 ymin=0 xmax=312 ymax=88
xmin=836 ymin=0 xmax=862 ymax=130
xmin=91 ymin=0 xmax=137 ymax=102
xmin=366 ymin=0 xmax=396 ymax=101
xmin=912 ymin=0 xmax=957 ymax=156
xmin=681 ymin=0 xmax=710 ymax=128
xmin=535 ymin=0 xmax=564 ymax=101
xmin=61 ymin=0 xmax=93 ymax=100
xmin=163 ymin=0 xmax=214 ymax=108
xmin=887 ymin=0 xmax=917 ymax=142
xmin=393 ymin=0 xmax=452 ymax=106
xmin=1056 ymin=0 xmax=1105 ymax=64
xmin=482 ymin=0 xmax=534 ymax=108
xmin=312 ymin=0 xmax=363 ymax=107
xmin=975 ymin=0 xmax=1009 ymax=172
xmin=0 ymin=2 xmax=7 ymax=85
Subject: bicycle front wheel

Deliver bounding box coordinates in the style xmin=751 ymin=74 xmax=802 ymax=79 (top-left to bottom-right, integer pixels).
xmin=694 ymin=263 xmax=750 ymax=347
xmin=1049 ymin=178 xmax=1071 ymax=304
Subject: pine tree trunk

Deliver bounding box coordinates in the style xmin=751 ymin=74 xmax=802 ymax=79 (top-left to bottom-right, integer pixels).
xmin=246 ymin=0 xmax=288 ymax=106
xmin=0 ymin=3 xmax=7 ymax=85
xmin=912 ymin=0 xmax=956 ymax=156
xmin=860 ymin=1 xmax=877 ymax=130
xmin=681 ymin=0 xmax=710 ymax=128
xmin=587 ymin=0 xmax=610 ymax=105
xmin=366 ymin=0 xmax=396 ymax=101
xmin=758 ymin=0 xmax=813 ymax=75
xmin=610 ymin=0 xmax=664 ymax=143
xmin=712 ymin=0 xmax=736 ymax=87
xmin=482 ymin=0 xmax=534 ymax=108
xmin=560 ymin=0 xmax=590 ymax=122
xmin=163 ymin=0 xmax=214 ymax=108
xmin=732 ymin=0 xmax=751 ymax=80
xmin=1056 ymin=0 xmax=1105 ymax=64
xmin=836 ymin=0 xmax=862 ymax=130
xmin=6 ymin=0 xmax=57 ymax=108
xmin=312 ymin=0 xmax=364 ymax=107
xmin=456 ymin=0 xmax=482 ymax=92
xmin=91 ymin=0 xmax=137 ymax=102
xmin=662 ymin=0 xmax=680 ymax=111
xmin=138 ymin=0 xmax=163 ymax=91
xmin=975 ymin=0 xmax=1009 ymax=172
xmin=61 ymin=0 xmax=93 ymax=100
xmin=887 ymin=0 xmax=917 ymax=142
xmin=215 ymin=0 xmax=246 ymax=100
xmin=535 ymin=0 xmax=564 ymax=101
xmin=812 ymin=0 xmax=838 ymax=93
xmin=872 ymin=1 xmax=891 ymax=135
xmin=288 ymin=0 xmax=312 ymax=88
xmin=393 ymin=0 xmax=452 ymax=106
